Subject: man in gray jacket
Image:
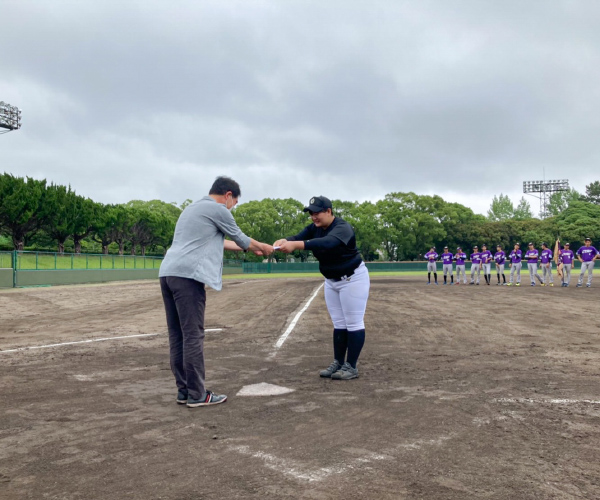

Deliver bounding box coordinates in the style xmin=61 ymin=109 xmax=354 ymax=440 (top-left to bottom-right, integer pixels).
xmin=159 ymin=176 xmax=273 ymax=408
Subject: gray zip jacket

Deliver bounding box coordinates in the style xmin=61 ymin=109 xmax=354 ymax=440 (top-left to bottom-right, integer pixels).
xmin=159 ymin=196 xmax=251 ymax=290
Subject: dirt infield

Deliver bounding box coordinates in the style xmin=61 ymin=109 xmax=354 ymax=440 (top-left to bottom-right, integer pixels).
xmin=1 ymin=277 xmax=600 ymax=499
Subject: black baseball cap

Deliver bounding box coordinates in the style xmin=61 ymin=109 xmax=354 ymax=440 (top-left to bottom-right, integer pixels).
xmin=456 ymin=246 xmax=462 ymax=250
xmin=542 ymin=242 xmax=548 ymax=247
xmin=303 ymin=196 xmax=332 ymax=213
xmin=444 ymin=245 xmax=448 ymax=249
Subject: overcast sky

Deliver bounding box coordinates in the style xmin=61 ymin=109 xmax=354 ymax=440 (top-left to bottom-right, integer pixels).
xmin=1 ymin=0 xmax=598 ymax=216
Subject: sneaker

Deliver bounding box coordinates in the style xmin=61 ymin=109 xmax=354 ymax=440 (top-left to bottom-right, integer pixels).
xmin=550 ymin=283 xmax=554 ymax=287
xmin=516 ymin=283 xmax=521 ymax=287
xmin=506 ymin=283 xmax=512 ymax=286
xmin=427 ymin=282 xmax=431 ymax=285
xmin=586 ymin=284 xmax=591 ymax=288
xmin=176 ymin=389 xmax=188 ymax=404
xmin=540 ymin=284 xmax=545 ymax=287
xmin=319 ymin=360 xmax=341 ymax=378
xmin=331 ymin=362 xmax=359 ymax=380
xmin=576 ymin=284 xmax=582 ymax=288
xmin=531 ymin=283 xmax=535 ymax=286
xmin=187 ymin=390 xmax=227 ymax=408
xmin=443 ymin=282 xmax=447 ymax=285
xmin=435 ymin=282 xmax=438 ymax=285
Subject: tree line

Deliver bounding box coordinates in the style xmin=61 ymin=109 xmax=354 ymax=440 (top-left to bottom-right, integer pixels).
xmin=0 ymin=173 xmax=182 ymax=255
xmin=1 ymin=172 xmax=599 ymax=260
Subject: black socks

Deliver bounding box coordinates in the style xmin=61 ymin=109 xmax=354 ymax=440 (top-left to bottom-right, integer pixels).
xmin=333 ymin=328 xmax=348 ymax=364
xmin=346 ymin=329 xmax=366 ymax=368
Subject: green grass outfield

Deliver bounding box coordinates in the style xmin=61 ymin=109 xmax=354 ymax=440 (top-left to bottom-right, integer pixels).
xmin=224 ymin=270 xmax=424 ymax=280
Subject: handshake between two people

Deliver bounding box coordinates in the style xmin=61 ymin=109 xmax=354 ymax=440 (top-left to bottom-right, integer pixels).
xmin=226 ymin=238 xmax=306 ymax=256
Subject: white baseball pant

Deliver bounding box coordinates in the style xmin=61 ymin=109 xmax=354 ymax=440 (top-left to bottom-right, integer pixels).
xmin=324 ymin=263 xmax=370 ymax=331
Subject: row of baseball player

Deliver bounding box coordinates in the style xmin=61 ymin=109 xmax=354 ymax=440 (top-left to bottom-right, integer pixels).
xmin=423 ymin=238 xmax=600 ymax=287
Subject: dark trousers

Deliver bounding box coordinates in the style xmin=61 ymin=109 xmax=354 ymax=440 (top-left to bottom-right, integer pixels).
xmin=160 ymin=276 xmax=207 ymax=400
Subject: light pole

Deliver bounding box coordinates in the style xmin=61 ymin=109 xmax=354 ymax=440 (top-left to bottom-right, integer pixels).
xmin=523 ymin=179 xmax=569 ymax=219
xmin=0 ymin=101 xmax=22 ymax=134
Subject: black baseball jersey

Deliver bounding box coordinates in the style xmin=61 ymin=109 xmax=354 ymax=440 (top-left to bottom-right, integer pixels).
xmin=286 ymin=217 xmax=362 ymax=279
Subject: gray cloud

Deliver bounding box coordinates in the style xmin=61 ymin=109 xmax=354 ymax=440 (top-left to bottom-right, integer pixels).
xmin=1 ymin=0 xmax=598 ymax=213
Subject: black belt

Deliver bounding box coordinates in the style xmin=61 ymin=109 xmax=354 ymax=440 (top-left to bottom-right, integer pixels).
xmin=331 ymin=267 xmax=357 ymax=282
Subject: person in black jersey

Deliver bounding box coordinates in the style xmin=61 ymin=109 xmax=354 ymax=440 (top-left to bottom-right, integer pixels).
xmin=274 ymin=196 xmax=370 ymax=380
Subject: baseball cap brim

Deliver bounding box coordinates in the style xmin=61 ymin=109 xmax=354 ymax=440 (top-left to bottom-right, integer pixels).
xmin=303 ymin=204 xmax=324 ymax=213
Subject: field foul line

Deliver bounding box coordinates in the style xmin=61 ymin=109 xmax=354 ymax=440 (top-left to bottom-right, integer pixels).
xmin=272 ymin=283 xmax=324 ymax=352
xmin=496 ymin=397 xmax=600 ymax=405
xmin=229 ymin=435 xmax=452 ymax=483
xmin=229 ymin=445 xmax=388 ymax=483
xmin=0 ymin=329 xmax=223 ymax=354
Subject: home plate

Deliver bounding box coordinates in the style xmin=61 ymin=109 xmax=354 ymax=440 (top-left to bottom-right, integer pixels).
xmin=236 ymin=383 xmax=295 ymax=396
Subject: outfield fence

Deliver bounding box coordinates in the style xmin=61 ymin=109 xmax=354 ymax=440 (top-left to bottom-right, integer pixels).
xmin=0 ymin=250 xmax=582 ymax=288
xmin=0 ymin=251 xmax=164 ymax=288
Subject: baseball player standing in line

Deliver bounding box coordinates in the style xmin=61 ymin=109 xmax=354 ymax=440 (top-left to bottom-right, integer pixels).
xmin=275 ymin=195 xmax=370 ymax=380
xmin=525 ymin=242 xmax=544 ymax=286
xmin=576 ymin=237 xmax=600 ymax=288
xmin=494 ymin=244 xmax=506 ymax=285
xmin=507 ymin=243 xmax=522 ymax=286
xmin=454 ymin=247 xmax=467 ymax=285
xmin=470 ymin=245 xmax=482 ymax=285
xmin=424 ymin=246 xmax=439 ymax=285
xmin=540 ymin=242 xmax=554 ymax=286
xmin=559 ymin=243 xmax=575 ymax=287
xmin=480 ymin=244 xmax=493 ymax=285
xmin=441 ymin=246 xmax=454 ymax=285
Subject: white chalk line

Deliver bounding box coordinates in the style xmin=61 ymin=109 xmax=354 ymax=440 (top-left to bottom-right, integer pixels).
xmin=496 ymin=397 xmax=600 ymax=405
xmin=229 ymin=445 xmax=388 ymax=483
xmin=229 ymin=435 xmax=452 ymax=483
xmin=0 ymin=329 xmax=223 ymax=354
xmin=272 ymin=283 xmax=324 ymax=351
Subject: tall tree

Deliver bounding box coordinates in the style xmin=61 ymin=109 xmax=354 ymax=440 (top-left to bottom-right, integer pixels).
xmin=42 ymin=183 xmax=77 ymax=254
xmin=72 ymin=196 xmax=97 ymax=254
xmin=546 ymin=188 xmax=580 ymax=217
xmin=487 ymin=193 xmax=514 ymax=221
xmin=582 ymin=181 xmax=600 ymax=205
xmin=513 ymin=197 xmax=534 ymax=220
xmin=92 ymin=204 xmax=119 ymax=254
xmin=0 ymin=173 xmax=46 ymax=250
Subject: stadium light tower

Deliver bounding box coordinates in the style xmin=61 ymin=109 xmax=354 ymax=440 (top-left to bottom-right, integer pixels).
xmin=0 ymin=101 xmax=22 ymax=134
xmin=523 ymin=178 xmax=569 ymax=219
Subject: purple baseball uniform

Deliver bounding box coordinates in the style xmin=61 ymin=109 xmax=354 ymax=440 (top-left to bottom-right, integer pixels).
xmin=425 ymin=251 xmax=439 ymax=261
xmin=540 ymin=249 xmax=553 ymax=264
xmin=509 ymin=249 xmax=522 ymax=263
xmin=525 ymin=249 xmax=539 ymax=263
xmin=494 ymin=251 xmax=506 ymax=264
xmin=471 ymin=252 xmax=482 ymax=264
xmin=560 ymin=249 xmax=574 ymax=265
xmin=480 ymin=250 xmax=492 ymax=264
xmin=441 ymin=252 xmax=453 ymax=264
xmin=576 ymin=246 xmax=599 ymax=262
